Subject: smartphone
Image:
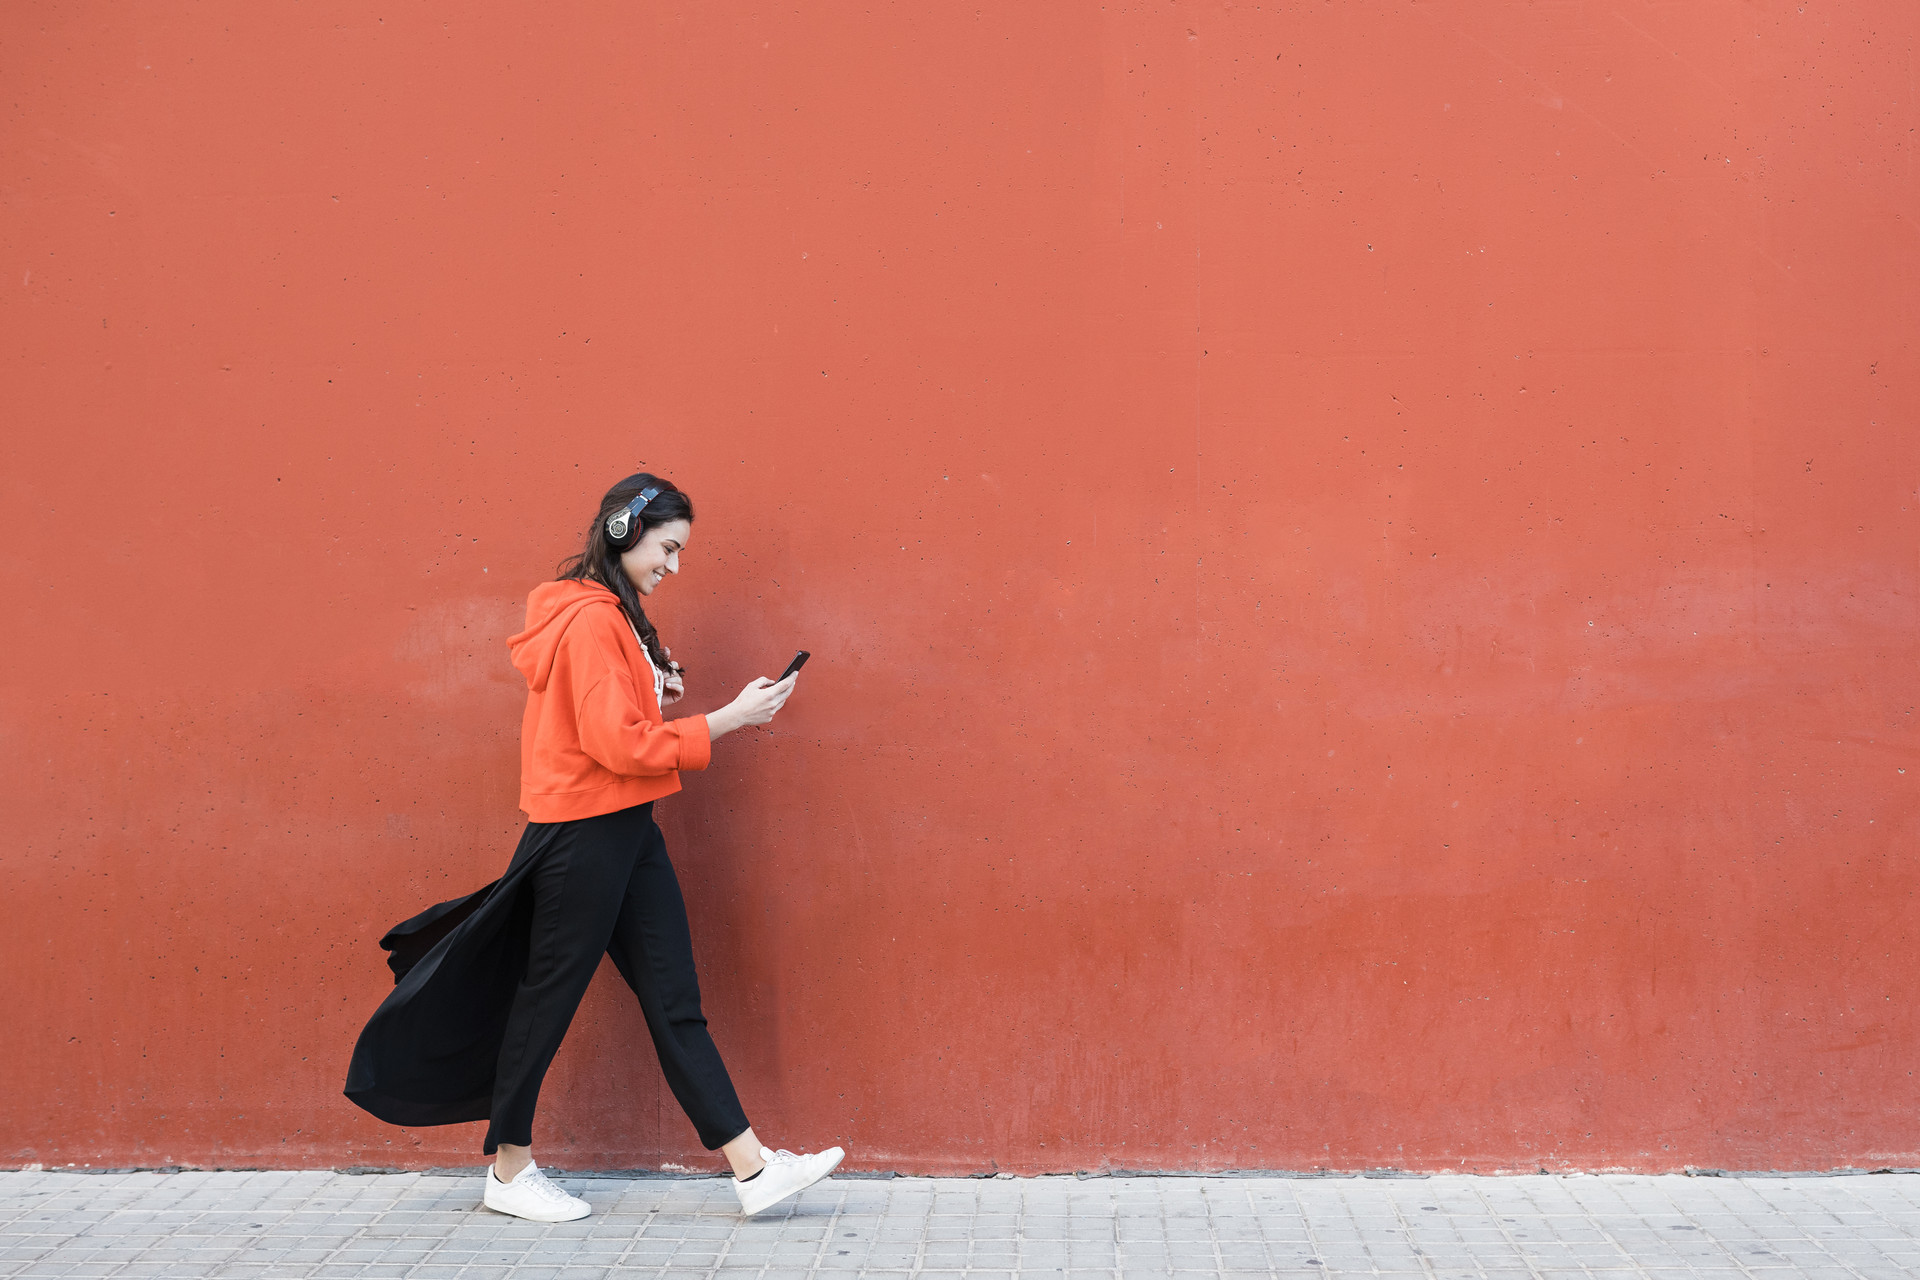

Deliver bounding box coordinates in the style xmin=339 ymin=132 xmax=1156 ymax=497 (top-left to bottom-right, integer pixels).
xmin=776 ymin=650 xmax=810 ymax=682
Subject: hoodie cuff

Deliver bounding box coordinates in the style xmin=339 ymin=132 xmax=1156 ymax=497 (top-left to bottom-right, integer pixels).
xmin=674 ymin=714 xmax=713 ymax=772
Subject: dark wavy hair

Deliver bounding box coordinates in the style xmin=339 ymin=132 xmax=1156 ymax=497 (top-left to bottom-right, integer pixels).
xmin=556 ymin=472 xmax=694 ymax=672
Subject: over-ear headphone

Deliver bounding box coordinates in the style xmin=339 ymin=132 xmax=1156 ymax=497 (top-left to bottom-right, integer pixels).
xmin=605 ymin=486 xmax=661 ymax=550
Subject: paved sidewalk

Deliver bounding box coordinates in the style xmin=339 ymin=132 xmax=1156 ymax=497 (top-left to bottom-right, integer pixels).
xmin=3 ymin=1169 xmax=1918 ymax=1279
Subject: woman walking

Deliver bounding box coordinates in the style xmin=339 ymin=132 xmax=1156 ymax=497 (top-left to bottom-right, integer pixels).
xmin=346 ymin=472 xmax=843 ymax=1220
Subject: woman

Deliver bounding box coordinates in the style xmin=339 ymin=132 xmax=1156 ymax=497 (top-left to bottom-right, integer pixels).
xmin=346 ymin=472 xmax=843 ymax=1220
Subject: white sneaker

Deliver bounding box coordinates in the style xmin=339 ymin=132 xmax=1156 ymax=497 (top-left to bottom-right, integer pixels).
xmin=733 ymin=1145 xmax=845 ymax=1215
xmin=482 ymin=1160 xmax=591 ymax=1222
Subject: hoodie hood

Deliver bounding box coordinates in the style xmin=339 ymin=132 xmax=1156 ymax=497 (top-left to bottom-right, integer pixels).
xmin=508 ymin=579 xmax=625 ymax=693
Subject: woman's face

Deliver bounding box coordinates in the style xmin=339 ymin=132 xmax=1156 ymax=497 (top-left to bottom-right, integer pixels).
xmin=619 ymin=519 xmax=691 ymax=596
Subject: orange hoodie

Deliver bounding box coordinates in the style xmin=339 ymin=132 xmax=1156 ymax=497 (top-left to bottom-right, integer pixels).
xmin=507 ymin=579 xmax=713 ymax=822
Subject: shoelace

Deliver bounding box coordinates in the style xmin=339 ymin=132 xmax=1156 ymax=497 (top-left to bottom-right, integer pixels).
xmin=519 ymin=1166 xmax=573 ymax=1202
xmin=764 ymin=1149 xmax=804 ymax=1164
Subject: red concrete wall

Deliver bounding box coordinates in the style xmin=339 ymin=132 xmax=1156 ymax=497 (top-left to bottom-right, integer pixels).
xmin=5 ymin=1 xmax=1915 ymax=1174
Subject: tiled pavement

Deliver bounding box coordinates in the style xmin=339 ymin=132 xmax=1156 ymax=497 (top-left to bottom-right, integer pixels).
xmin=3 ymin=1168 xmax=1918 ymax=1279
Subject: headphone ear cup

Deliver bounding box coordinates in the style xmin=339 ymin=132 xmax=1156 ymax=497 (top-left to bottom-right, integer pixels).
xmin=604 ymin=486 xmax=658 ymax=552
xmin=606 ymin=510 xmax=634 ymax=549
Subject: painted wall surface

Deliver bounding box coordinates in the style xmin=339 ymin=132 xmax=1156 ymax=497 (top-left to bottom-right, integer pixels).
xmin=4 ymin=2 xmax=1915 ymax=1174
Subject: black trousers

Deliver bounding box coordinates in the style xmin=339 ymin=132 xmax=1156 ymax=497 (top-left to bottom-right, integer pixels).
xmin=483 ymin=802 xmax=750 ymax=1154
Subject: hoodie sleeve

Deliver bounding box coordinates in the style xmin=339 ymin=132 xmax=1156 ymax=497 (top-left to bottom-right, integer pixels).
xmin=565 ymin=611 xmax=713 ymax=778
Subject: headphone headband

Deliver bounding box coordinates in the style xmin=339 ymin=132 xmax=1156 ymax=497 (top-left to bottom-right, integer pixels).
xmin=606 ymin=486 xmax=662 ymax=548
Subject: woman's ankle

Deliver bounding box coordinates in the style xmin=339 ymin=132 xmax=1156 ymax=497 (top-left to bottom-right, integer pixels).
xmin=720 ymin=1127 xmax=765 ymax=1180
xmin=494 ymin=1143 xmax=533 ymax=1182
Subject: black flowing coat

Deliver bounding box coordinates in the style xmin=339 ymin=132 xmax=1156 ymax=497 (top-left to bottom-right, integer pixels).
xmin=342 ymin=827 xmax=563 ymax=1127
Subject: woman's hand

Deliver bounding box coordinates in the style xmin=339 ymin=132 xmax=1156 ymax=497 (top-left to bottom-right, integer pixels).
xmin=706 ymin=673 xmax=798 ymax=740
